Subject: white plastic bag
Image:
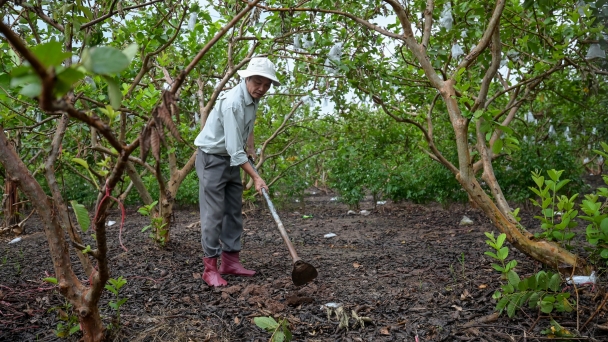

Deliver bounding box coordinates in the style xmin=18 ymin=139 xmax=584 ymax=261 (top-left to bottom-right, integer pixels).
xmin=567 ymin=271 xmax=596 ymax=285
xmin=439 ymin=4 xmax=453 ymax=30
xmin=324 ymin=58 xmax=336 ymax=74
xmin=459 ymin=216 xmax=473 ymax=226
xmin=451 ymin=44 xmax=464 ymax=60
xmin=328 ymin=42 xmax=343 ymax=62
xmin=8 ymin=237 xmax=22 ymax=244
xmin=188 ymin=13 xmax=197 ymax=30
xmin=302 ymin=37 xmax=314 ymax=49
xmin=293 ymin=34 xmax=301 ymax=49
xmin=577 ymin=0 xmax=586 ymax=16
xmin=586 ymin=44 xmax=606 ymax=59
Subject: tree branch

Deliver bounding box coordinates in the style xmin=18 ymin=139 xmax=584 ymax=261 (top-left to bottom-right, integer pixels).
xmin=171 ymin=0 xmax=262 ymax=94
xmin=421 ymin=0 xmax=434 ymax=48
xmin=80 ymin=0 xmax=164 ymax=30
xmin=472 ymin=24 xmax=501 ymax=112
xmin=453 ymin=0 xmax=506 ymax=73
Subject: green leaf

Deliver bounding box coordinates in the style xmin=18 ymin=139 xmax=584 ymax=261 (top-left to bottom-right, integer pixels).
xmin=601 ymin=218 xmax=608 ymax=233
xmin=70 ymin=200 xmax=90 ymax=232
xmin=540 ymin=301 xmax=554 ymax=314
xmin=83 ymin=46 xmax=130 ymax=75
xmin=102 ymin=75 xmax=122 ymax=110
xmin=537 ymin=272 xmax=548 ymax=290
xmin=491 ymin=263 xmax=504 ymax=272
xmin=497 ymin=247 xmax=509 ymax=260
xmin=32 ymin=41 xmax=72 ymax=68
xmin=548 ymin=273 xmax=561 ymax=292
xmin=44 ymin=277 xmax=58 ymax=284
xmin=122 ymin=43 xmax=139 ymax=62
xmin=19 ymin=83 xmax=42 ymax=97
xmin=600 ymin=249 xmax=608 ymax=259
xmin=492 ymin=138 xmax=503 ymax=154
xmin=507 ymin=294 xmax=519 ymax=317
xmin=104 ymin=285 xmax=118 ymax=295
xmin=254 ymin=316 xmax=279 ymax=331
xmin=505 ymin=260 xmax=518 ymax=272
xmin=496 ymin=296 xmax=509 ymax=312
xmin=72 ymin=158 xmax=90 ymax=170
xmin=496 ymin=233 xmax=506 ymax=249
xmin=272 ymin=330 xmax=286 ymax=342
xmin=68 ymin=324 xmax=80 ymax=335
xmin=507 ymin=270 xmax=520 ymax=287
xmin=528 ymin=292 xmax=540 ymax=308
xmin=484 ymin=251 xmax=498 ymax=260
xmin=518 ymin=278 xmax=528 ymax=291
xmin=555 ymin=179 xmax=571 ymax=192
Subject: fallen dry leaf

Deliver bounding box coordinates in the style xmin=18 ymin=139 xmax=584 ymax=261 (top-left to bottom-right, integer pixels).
xmin=451 ymin=305 xmax=463 ymax=311
xmin=460 ymin=289 xmax=471 ymax=300
xmin=380 ymin=327 xmax=390 ymax=335
xmin=234 ymin=317 xmax=240 ymax=324
xmin=353 ymin=262 xmax=361 ymax=268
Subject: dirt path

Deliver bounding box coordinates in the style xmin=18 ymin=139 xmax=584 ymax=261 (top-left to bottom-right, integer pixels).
xmin=1 ymin=195 xmax=607 ymax=341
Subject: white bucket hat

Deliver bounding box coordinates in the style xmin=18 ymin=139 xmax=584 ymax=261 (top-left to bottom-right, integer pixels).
xmin=237 ymin=57 xmax=281 ymax=86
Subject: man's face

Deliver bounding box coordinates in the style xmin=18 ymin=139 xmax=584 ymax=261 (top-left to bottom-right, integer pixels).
xmin=246 ymin=76 xmax=272 ymax=99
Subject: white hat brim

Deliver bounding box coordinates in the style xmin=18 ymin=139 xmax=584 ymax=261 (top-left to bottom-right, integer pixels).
xmin=237 ymin=70 xmax=281 ymax=86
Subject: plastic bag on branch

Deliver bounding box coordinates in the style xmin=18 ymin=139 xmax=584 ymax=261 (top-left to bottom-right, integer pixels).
xmin=586 ymin=44 xmax=606 ymax=59
xmin=324 ymin=58 xmax=336 ymax=73
xmin=451 ymin=44 xmax=464 ymax=60
xmin=294 ymin=34 xmax=301 ymax=49
xmin=577 ymin=0 xmax=587 ymax=16
xmin=302 ymin=36 xmax=314 ymax=49
xmin=324 ymin=42 xmax=343 ymax=74
xmin=440 ymin=4 xmax=453 ymax=30
xmin=328 ymin=42 xmax=343 ymax=62
xmin=188 ymin=13 xmax=197 ymax=30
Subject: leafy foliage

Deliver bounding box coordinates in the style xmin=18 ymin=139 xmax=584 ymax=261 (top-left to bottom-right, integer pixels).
xmin=254 ymin=316 xmax=293 ymax=342
xmin=485 ymin=233 xmax=574 ymax=318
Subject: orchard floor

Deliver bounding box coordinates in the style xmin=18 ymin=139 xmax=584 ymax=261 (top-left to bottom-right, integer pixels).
xmin=2 ymin=193 xmax=608 ymax=342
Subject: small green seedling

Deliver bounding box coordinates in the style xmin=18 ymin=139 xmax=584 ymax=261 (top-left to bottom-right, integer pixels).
xmin=484 ymin=232 xmax=517 ymax=279
xmin=254 ymin=316 xmax=292 ymax=342
xmin=105 ymin=276 xmax=128 ymax=328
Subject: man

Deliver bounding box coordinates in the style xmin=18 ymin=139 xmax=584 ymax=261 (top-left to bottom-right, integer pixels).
xmin=194 ymin=57 xmax=280 ymax=287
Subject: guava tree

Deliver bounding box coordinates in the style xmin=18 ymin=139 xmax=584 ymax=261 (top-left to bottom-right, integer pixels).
xmin=0 ymin=1 xmax=261 ymax=340
xmin=259 ymin=0 xmax=608 ymax=271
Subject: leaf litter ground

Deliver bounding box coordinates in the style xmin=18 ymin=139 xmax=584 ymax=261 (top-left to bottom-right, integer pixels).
xmin=1 ymin=193 xmax=608 ymax=341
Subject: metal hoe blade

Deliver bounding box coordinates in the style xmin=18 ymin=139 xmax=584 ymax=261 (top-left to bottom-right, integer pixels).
xmin=292 ymin=260 xmax=318 ymax=286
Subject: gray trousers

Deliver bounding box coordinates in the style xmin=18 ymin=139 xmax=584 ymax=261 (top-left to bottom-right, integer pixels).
xmin=196 ymin=149 xmax=244 ymax=258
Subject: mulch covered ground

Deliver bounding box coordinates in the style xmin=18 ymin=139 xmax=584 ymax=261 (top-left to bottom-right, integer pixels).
xmin=1 ymin=193 xmax=608 ymax=341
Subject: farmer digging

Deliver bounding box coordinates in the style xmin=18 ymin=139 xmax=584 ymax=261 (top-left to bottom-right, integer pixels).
xmin=194 ymin=57 xmax=280 ymax=287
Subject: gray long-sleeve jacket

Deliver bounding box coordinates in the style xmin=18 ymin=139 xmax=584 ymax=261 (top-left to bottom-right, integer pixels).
xmin=194 ymin=81 xmax=259 ymax=166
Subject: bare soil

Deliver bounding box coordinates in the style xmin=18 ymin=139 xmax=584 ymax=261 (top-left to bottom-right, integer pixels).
xmin=1 ymin=193 xmax=608 ymax=342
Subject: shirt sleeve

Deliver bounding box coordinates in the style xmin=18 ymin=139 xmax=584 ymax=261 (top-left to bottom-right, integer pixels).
xmin=223 ymin=104 xmax=248 ymax=166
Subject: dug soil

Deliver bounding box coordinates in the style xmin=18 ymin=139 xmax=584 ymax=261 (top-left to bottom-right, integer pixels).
xmin=1 ymin=192 xmax=608 ymax=341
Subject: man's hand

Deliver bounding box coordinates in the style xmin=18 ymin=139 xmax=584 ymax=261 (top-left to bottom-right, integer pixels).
xmin=253 ymin=176 xmax=268 ymax=195
xmin=241 ymin=158 xmax=267 ymax=195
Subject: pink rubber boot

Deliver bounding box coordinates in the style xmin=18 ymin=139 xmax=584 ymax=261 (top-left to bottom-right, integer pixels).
xmin=202 ymin=257 xmax=227 ymax=286
xmin=218 ymin=252 xmax=256 ymax=277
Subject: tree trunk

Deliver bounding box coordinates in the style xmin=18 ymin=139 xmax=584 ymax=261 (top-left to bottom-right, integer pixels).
xmin=0 ymin=129 xmax=108 ymax=341
xmin=78 ymin=302 xmax=105 ymax=342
